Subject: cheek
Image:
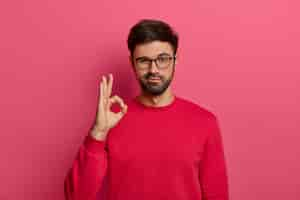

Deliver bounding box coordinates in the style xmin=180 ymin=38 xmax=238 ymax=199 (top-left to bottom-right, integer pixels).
xmin=162 ymin=69 xmax=173 ymax=78
xmin=136 ymin=71 xmax=147 ymax=79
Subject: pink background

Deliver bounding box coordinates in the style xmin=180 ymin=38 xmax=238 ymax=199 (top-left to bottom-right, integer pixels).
xmin=0 ymin=0 xmax=299 ymax=199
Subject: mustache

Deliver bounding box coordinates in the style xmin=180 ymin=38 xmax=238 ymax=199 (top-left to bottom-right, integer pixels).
xmin=145 ymin=73 xmax=162 ymax=79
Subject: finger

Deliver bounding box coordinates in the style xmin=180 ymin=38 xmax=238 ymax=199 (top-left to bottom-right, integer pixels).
xmin=99 ymin=78 xmax=104 ymax=109
xmin=113 ymin=95 xmax=126 ymax=108
xmin=109 ymin=95 xmax=124 ymax=107
xmin=103 ymin=76 xmax=110 ymax=111
xmin=109 ymin=95 xmax=127 ymax=114
xmin=120 ymin=103 xmax=128 ymax=114
xmin=107 ymin=73 xmax=113 ymax=98
xmin=108 ymin=95 xmax=118 ymax=108
xmin=103 ymin=75 xmax=108 ymax=104
xmin=117 ymin=97 xmax=128 ymax=114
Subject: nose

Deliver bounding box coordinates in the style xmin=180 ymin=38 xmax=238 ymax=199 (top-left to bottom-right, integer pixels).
xmin=149 ymin=60 xmax=159 ymax=73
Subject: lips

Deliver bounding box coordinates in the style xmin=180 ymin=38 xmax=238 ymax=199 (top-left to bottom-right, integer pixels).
xmin=148 ymin=77 xmax=161 ymax=83
xmin=148 ymin=76 xmax=160 ymax=80
xmin=149 ymin=78 xmax=160 ymax=80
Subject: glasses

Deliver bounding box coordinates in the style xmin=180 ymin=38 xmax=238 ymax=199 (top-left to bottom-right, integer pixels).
xmin=135 ymin=55 xmax=176 ymax=70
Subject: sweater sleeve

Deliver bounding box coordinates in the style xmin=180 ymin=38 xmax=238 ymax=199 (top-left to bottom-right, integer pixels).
xmin=64 ymin=134 xmax=108 ymax=200
xmin=199 ymin=116 xmax=229 ymax=200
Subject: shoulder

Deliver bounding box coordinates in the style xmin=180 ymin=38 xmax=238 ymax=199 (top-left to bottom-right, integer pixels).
xmin=175 ymin=96 xmax=217 ymax=120
xmin=176 ymin=96 xmax=221 ymax=140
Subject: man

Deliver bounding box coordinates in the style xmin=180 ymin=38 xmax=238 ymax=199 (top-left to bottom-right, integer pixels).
xmin=64 ymin=19 xmax=229 ymax=200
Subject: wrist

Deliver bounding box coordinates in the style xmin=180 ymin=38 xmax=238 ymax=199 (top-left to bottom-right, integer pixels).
xmin=90 ymin=127 xmax=108 ymax=141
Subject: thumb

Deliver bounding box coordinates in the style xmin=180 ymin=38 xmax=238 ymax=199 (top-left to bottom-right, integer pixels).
xmin=116 ymin=104 xmax=128 ymax=119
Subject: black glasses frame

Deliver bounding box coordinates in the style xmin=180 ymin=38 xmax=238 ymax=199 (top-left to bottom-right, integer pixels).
xmin=135 ymin=55 xmax=176 ymax=69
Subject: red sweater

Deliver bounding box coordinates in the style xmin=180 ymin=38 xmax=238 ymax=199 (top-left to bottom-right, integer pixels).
xmin=64 ymin=96 xmax=229 ymax=200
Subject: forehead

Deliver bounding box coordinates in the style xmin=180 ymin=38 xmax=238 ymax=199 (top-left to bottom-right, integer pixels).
xmin=133 ymin=41 xmax=173 ymax=58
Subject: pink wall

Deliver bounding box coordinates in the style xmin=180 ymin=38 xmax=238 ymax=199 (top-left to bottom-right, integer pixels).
xmin=0 ymin=0 xmax=299 ymax=199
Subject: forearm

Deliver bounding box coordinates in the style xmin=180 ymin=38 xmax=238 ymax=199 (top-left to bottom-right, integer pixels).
xmin=64 ymin=135 xmax=108 ymax=200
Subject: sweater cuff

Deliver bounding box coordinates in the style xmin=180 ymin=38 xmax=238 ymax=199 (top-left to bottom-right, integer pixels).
xmin=83 ymin=134 xmax=106 ymax=154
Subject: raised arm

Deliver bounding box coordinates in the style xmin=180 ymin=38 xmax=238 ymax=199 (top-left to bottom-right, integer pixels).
xmin=64 ymin=74 xmax=128 ymax=200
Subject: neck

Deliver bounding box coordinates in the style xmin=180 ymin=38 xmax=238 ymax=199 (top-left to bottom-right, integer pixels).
xmin=137 ymin=87 xmax=175 ymax=108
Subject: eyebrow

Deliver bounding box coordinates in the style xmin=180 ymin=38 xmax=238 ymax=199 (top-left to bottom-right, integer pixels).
xmin=135 ymin=53 xmax=172 ymax=61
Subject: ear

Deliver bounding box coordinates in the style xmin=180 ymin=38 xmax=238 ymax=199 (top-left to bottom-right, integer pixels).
xmin=175 ymin=53 xmax=178 ymax=65
xmin=129 ymin=55 xmax=134 ymax=66
xmin=129 ymin=55 xmax=136 ymax=73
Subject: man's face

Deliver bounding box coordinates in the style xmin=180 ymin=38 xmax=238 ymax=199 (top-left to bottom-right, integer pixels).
xmin=130 ymin=41 xmax=177 ymax=96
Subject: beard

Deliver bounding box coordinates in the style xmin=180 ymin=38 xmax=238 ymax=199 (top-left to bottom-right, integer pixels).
xmin=138 ymin=68 xmax=174 ymax=96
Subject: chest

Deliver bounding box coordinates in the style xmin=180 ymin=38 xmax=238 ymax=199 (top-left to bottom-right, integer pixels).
xmin=106 ymin=115 xmax=208 ymax=170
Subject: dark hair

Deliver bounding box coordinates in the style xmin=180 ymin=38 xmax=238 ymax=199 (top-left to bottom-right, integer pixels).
xmin=127 ymin=19 xmax=179 ymax=56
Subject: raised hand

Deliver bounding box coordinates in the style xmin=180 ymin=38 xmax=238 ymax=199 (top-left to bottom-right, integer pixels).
xmin=90 ymin=74 xmax=128 ymax=141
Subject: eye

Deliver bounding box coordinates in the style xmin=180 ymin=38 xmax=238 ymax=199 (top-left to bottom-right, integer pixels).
xmin=157 ymin=56 xmax=170 ymax=63
xmin=138 ymin=58 xmax=150 ymax=64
